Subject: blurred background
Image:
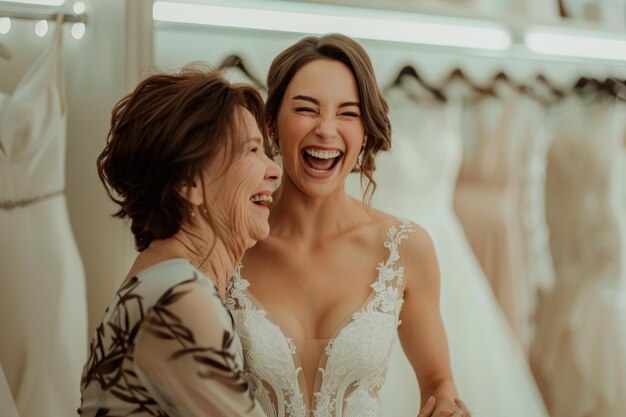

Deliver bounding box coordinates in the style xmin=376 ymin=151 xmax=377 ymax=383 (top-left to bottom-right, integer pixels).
xmin=1 ymin=1 xmax=625 ymax=416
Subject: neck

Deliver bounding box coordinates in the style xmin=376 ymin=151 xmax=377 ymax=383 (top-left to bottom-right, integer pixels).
xmin=148 ymin=220 xmax=244 ymax=298
xmin=269 ymin=176 xmax=369 ymax=245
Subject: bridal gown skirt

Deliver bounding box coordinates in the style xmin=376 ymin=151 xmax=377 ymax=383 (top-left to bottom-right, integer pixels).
xmin=378 ymin=207 xmax=547 ymax=417
xmin=0 ymin=196 xmax=87 ymax=417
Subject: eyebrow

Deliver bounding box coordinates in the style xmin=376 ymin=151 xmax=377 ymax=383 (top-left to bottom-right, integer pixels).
xmin=292 ymin=95 xmax=360 ymax=109
xmin=247 ymin=136 xmax=263 ymax=145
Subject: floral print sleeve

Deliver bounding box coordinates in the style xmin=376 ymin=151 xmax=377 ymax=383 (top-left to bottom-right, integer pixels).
xmin=79 ymin=260 xmax=265 ymax=417
xmin=132 ymin=279 xmax=265 ymax=417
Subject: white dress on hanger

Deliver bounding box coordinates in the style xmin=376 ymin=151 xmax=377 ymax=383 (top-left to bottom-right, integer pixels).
xmin=531 ymin=95 xmax=626 ymax=417
xmin=347 ymin=86 xmax=548 ymax=417
xmin=453 ymin=84 xmax=533 ymax=347
xmin=0 ymin=16 xmax=87 ymax=417
xmin=513 ymin=89 xmax=557 ymax=340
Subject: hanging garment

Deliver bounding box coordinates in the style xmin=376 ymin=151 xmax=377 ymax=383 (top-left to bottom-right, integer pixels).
xmin=518 ymin=94 xmax=557 ymax=339
xmin=226 ymin=218 xmax=415 ymax=417
xmin=453 ymin=85 xmax=533 ymax=347
xmin=531 ymin=95 xmax=626 ymax=417
xmin=0 ymin=15 xmax=88 ymax=417
xmin=349 ymin=88 xmax=548 ymax=417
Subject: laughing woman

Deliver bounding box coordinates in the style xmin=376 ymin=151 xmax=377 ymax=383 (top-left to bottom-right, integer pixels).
xmin=225 ymin=35 xmax=470 ymax=417
xmin=79 ymin=66 xmax=281 ymax=416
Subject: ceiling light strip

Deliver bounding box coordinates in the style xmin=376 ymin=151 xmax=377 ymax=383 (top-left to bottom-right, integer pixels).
xmin=153 ymin=1 xmax=512 ymax=51
xmin=525 ymin=27 xmax=626 ymax=61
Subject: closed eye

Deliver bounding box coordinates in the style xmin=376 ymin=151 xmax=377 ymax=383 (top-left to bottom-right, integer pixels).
xmin=340 ymin=112 xmax=360 ymax=117
xmin=295 ymin=107 xmax=318 ymax=114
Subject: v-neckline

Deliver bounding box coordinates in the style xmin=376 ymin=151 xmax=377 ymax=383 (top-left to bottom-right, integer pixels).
xmin=235 ymin=220 xmax=406 ymax=411
xmin=239 ymin=281 xmax=377 ymax=410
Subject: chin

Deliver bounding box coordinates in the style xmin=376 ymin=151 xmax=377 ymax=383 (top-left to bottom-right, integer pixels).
xmin=249 ymin=224 xmax=271 ymax=244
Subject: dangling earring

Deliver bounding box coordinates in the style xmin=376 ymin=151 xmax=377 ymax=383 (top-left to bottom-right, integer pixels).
xmin=357 ymin=148 xmax=365 ymax=167
xmin=270 ymin=140 xmax=280 ymax=157
xmin=358 ymin=134 xmax=367 ymax=167
xmin=270 ymin=131 xmax=281 ymax=156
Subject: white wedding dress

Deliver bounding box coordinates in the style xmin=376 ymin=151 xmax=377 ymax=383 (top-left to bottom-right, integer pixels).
xmin=0 ymin=16 xmax=87 ymax=417
xmin=531 ymin=95 xmax=626 ymax=417
xmin=347 ymin=87 xmax=548 ymax=417
xmin=226 ymin=218 xmax=416 ymax=417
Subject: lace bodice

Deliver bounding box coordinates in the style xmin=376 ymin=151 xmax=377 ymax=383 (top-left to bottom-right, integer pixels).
xmin=225 ymin=219 xmax=414 ymax=417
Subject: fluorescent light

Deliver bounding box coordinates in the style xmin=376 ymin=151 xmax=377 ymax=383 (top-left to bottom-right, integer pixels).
xmin=0 ymin=0 xmax=65 ymax=5
xmin=525 ymin=27 xmax=626 ymax=61
xmin=153 ymin=1 xmax=511 ymax=50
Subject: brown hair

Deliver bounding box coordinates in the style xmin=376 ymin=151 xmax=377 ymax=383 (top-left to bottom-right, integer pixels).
xmin=97 ymin=64 xmax=268 ymax=251
xmin=265 ymin=33 xmax=391 ymax=201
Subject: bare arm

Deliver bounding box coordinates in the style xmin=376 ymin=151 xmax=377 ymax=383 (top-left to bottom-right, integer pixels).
xmin=398 ymin=224 xmax=470 ymax=416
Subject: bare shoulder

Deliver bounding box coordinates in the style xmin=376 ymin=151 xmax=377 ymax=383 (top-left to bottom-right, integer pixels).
xmin=361 ymin=205 xmax=434 ymax=255
xmin=359 ymin=207 xmax=439 ymax=284
xmin=401 ymin=221 xmax=436 ymax=258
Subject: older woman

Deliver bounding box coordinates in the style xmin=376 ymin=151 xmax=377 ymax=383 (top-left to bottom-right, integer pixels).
xmin=79 ymin=66 xmax=281 ymax=416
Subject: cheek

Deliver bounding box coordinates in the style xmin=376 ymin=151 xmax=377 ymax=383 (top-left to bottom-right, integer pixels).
xmin=280 ymin=115 xmax=313 ymax=146
xmin=222 ymin=165 xmax=254 ymax=205
xmin=218 ymin=160 xmax=264 ymax=228
xmin=340 ymin=120 xmax=365 ymax=142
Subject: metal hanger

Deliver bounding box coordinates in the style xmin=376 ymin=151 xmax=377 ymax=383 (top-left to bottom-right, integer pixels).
xmin=444 ymin=68 xmax=496 ymax=97
xmin=388 ymin=65 xmax=446 ymax=102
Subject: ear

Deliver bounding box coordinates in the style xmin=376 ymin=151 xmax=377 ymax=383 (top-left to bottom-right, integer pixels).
xmin=177 ymin=177 xmax=204 ymax=206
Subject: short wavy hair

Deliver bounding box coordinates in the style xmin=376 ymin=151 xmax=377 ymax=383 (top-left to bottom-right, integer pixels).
xmin=97 ymin=64 xmax=268 ymax=251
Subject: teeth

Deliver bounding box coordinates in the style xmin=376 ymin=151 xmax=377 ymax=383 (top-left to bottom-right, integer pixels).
xmin=304 ymin=148 xmax=342 ymax=159
xmin=250 ymin=194 xmax=273 ymax=204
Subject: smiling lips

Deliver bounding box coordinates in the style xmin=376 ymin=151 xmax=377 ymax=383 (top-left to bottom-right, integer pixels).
xmin=250 ymin=192 xmax=273 ymax=207
xmin=302 ymin=146 xmax=344 ymax=173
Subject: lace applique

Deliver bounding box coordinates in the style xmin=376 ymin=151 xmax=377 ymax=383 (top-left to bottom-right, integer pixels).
xmin=226 ymin=218 xmax=415 ymax=417
xmin=226 ymin=266 xmax=308 ymax=417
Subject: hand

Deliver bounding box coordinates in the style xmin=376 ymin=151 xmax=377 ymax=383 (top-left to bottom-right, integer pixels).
xmin=430 ymin=397 xmax=471 ymax=417
xmin=417 ymin=396 xmax=436 ymax=417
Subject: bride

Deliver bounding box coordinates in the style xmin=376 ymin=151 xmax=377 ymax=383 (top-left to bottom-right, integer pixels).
xmin=225 ymin=34 xmax=470 ymax=417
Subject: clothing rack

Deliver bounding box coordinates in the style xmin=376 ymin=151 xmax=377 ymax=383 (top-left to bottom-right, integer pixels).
xmin=0 ymin=7 xmax=86 ymax=24
xmin=0 ymin=10 xmax=85 ymax=23
xmin=390 ymin=64 xmax=626 ymax=103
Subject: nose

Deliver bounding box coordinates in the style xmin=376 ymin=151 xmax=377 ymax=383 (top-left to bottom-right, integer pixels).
xmin=315 ymin=117 xmax=337 ymax=141
xmin=265 ymin=155 xmax=282 ymax=185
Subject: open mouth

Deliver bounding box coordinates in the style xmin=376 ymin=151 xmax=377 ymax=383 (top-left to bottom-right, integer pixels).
xmin=250 ymin=193 xmax=273 ymax=207
xmin=301 ymin=147 xmax=344 ymax=173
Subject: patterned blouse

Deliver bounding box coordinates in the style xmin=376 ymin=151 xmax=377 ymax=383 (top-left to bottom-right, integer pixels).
xmin=79 ymin=259 xmax=264 ymax=417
